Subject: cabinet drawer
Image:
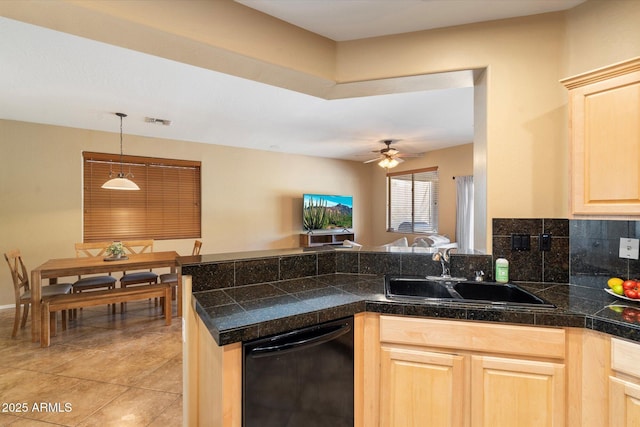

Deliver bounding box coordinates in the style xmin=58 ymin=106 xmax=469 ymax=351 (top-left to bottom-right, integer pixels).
xmin=612 ymin=337 xmax=640 ymax=378
xmin=380 ymin=316 xmax=565 ymax=359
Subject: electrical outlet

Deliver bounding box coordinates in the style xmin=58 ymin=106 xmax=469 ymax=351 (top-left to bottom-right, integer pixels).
xmin=619 ymin=237 xmax=640 ymax=260
xmin=540 ymin=233 xmax=552 ymax=251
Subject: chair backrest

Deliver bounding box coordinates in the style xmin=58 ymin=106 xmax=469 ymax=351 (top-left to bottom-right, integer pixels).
xmin=4 ymin=249 xmax=29 ymax=300
xmin=193 ymin=240 xmax=202 ymax=256
xmin=75 ymin=241 xmax=115 ymax=278
xmin=122 ymin=240 xmax=154 ymax=255
xmin=75 ymin=241 xmax=112 ymax=258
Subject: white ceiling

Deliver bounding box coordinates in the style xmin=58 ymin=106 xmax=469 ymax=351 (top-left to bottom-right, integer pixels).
xmin=236 ymin=0 xmax=585 ymax=41
xmin=0 ymin=1 xmax=584 ymax=163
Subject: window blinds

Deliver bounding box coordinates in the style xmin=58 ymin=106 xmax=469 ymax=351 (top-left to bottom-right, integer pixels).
xmin=83 ymin=152 xmax=201 ymax=241
xmin=387 ymin=167 xmax=439 ymax=233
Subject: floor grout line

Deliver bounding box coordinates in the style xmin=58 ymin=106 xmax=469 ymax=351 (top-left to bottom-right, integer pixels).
xmin=0 ymin=300 xmax=183 ymax=426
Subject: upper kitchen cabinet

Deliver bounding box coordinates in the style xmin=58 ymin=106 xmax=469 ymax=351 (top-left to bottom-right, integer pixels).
xmin=562 ymin=58 xmax=640 ymax=217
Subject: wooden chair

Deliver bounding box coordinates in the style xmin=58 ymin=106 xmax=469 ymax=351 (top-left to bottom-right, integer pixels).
xmin=120 ymin=240 xmax=159 ymax=309
xmin=4 ymin=249 xmax=72 ymax=338
xmin=72 ymin=242 xmax=117 ymax=316
xmin=159 ymin=240 xmax=202 ymax=298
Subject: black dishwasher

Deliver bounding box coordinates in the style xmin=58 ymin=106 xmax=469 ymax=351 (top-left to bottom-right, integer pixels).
xmin=243 ymin=316 xmax=354 ymax=427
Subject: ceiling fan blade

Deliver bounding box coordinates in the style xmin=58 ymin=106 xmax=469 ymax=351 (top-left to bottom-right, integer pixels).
xmin=397 ymin=152 xmax=423 ymax=158
xmin=363 ymin=156 xmax=383 ymax=164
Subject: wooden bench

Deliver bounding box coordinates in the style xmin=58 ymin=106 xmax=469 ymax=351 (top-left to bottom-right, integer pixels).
xmin=40 ymin=284 xmax=172 ymax=347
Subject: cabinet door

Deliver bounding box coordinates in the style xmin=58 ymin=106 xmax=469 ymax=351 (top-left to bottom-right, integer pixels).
xmin=470 ymin=355 xmax=565 ymax=427
xmin=380 ymin=345 xmax=466 ymax=427
xmin=563 ymin=58 xmax=640 ymax=216
xmin=610 ymin=376 xmax=640 ymax=427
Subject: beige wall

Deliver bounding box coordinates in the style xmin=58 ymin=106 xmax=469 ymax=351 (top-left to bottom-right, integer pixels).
xmin=4 ymin=1 xmax=640 ymax=241
xmin=565 ymin=0 xmax=640 ymax=76
xmin=369 ymin=144 xmax=474 ymax=246
xmin=0 ymin=119 xmax=371 ymax=306
xmin=2 ymin=0 xmax=640 ymax=305
xmin=339 ymin=13 xmax=569 ymax=238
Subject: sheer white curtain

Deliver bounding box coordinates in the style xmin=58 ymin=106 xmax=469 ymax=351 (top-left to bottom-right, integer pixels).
xmin=455 ymin=176 xmax=474 ymax=252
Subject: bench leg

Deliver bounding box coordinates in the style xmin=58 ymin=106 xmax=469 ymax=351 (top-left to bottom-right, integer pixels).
xmin=164 ymin=288 xmax=171 ymax=326
xmin=50 ymin=311 xmax=57 ymax=337
xmin=41 ymin=301 xmax=50 ymax=348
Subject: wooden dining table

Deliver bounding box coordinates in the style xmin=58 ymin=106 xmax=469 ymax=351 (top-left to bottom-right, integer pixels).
xmin=30 ymin=251 xmax=180 ymax=343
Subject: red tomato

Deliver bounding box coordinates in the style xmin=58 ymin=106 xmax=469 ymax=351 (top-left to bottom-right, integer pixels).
xmin=624 ymin=289 xmax=638 ymax=299
xmin=623 ymin=280 xmax=638 ymax=290
xmin=623 ymin=308 xmax=638 ymax=322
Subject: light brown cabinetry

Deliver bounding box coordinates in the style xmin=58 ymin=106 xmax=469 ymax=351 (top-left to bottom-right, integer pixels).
xmin=184 ymin=295 xmax=631 ymax=427
xmin=373 ymin=315 xmax=566 ymax=427
xmin=610 ymin=338 xmax=640 ymax=426
xmin=380 ymin=346 xmax=466 ymax=427
xmin=183 ymin=275 xmax=242 ymax=427
xmin=470 ymin=355 xmax=565 ymax=427
xmin=562 ymin=57 xmax=640 ymax=216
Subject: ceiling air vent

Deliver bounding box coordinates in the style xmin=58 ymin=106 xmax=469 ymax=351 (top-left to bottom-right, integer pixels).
xmin=144 ymin=117 xmax=172 ymax=126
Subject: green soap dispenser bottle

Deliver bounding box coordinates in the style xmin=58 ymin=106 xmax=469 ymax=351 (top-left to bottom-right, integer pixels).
xmin=495 ymin=257 xmax=509 ymax=283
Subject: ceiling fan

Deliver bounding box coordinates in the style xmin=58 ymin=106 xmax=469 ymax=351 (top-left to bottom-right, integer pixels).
xmin=363 ymin=139 xmax=422 ymax=168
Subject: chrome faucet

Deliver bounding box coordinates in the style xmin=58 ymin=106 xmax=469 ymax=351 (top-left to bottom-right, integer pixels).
xmin=431 ymin=248 xmax=453 ymax=278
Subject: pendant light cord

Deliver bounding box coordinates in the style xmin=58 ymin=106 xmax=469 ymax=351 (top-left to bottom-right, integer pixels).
xmin=116 ymin=112 xmax=127 ymax=176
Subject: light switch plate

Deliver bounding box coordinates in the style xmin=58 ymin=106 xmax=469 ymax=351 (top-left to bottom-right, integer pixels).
xmin=619 ymin=238 xmax=640 ymax=260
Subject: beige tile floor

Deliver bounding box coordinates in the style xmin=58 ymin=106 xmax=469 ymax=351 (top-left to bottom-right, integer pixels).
xmin=0 ymin=300 xmax=182 ymax=426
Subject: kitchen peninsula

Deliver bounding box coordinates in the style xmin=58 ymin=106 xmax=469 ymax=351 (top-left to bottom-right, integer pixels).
xmin=182 ymin=247 xmax=640 ymax=427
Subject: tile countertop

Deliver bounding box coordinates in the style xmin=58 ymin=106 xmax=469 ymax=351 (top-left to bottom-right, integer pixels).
xmin=190 ymin=272 xmax=640 ymax=346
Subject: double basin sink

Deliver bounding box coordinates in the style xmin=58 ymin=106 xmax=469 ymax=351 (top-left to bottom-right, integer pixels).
xmin=385 ymin=275 xmax=555 ymax=309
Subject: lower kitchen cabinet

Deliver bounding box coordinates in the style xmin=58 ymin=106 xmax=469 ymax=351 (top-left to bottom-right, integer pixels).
xmin=470 ymin=355 xmax=565 ymax=427
xmin=184 ymin=300 xmax=629 ymax=427
xmin=610 ymin=338 xmax=640 ymax=427
xmin=609 ymin=378 xmax=640 ymax=426
xmin=380 ymin=346 xmax=466 ymax=427
xmin=183 ymin=276 xmax=242 ymax=427
xmin=373 ymin=315 xmax=567 ymax=427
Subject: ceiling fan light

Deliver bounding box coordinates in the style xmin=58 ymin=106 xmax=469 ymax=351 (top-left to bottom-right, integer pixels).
xmin=101 ymin=175 xmax=140 ymax=190
xmin=378 ymin=157 xmax=399 ymax=169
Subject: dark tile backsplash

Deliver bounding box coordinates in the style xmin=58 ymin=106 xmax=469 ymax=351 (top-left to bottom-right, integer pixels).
xmin=492 ymin=218 xmax=570 ymax=283
xmin=279 ymin=254 xmax=317 ymax=280
xmin=184 ymin=218 xmax=639 ymax=294
xmin=493 ymin=218 xmax=640 ymax=287
xmin=183 ymin=261 xmax=235 ymax=292
xmin=235 ymin=258 xmax=280 ymax=286
xmin=570 ymin=219 xmax=640 ymax=285
xmin=185 ymin=250 xmax=491 ymax=292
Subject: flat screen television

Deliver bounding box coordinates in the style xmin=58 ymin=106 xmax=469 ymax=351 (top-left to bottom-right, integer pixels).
xmin=303 ymin=194 xmax=353 ymax=232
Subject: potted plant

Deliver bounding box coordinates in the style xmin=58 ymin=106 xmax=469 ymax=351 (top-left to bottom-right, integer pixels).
xmin=106 ymin=241 xmax=125 ymax=259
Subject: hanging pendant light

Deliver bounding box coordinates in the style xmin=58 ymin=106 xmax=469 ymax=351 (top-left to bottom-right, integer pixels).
xmin=102 ymin=113 xmax=140 ymax=191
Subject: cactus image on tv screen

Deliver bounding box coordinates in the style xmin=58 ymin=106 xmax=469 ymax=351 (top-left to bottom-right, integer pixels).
xmin=303 ymin=194 xmax=353 ymax=231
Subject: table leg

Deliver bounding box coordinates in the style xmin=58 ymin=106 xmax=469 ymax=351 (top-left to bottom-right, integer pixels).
xmin=30 ymin=270 xmax=42 ymax=342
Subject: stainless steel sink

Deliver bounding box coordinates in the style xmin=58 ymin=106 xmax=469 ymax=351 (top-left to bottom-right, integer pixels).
xmin=384 ymin=275 xmax=555 ymax=308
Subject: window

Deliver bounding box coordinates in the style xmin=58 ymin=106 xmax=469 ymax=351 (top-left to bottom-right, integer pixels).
xmin=83 ymin=152 xmax=201 ymax=241
xmin=388 ymin=167 xmax=439 ymax=234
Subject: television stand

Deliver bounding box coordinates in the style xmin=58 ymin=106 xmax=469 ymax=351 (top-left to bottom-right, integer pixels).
xmin=300 ymin=230 xmax=355 ymax=247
